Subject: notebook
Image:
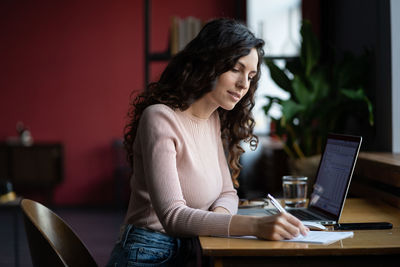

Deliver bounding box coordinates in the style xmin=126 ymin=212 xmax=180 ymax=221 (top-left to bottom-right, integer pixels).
xmin=239 ymin=133 xmax=362 ymax=225
xmin=227 ymin=231 xmax=354 ymax=245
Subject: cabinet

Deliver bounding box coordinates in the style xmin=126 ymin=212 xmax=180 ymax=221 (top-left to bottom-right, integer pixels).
xmin=0 ymin=143 xmax=64 ymax=200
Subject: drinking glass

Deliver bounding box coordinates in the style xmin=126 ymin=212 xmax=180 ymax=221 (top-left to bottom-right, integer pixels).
xmin=282 ymin=175 xmax=308 ymax=208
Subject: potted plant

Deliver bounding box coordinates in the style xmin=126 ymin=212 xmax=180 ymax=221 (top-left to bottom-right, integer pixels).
xmin=263 ymin=20 xmax=374 ymax=183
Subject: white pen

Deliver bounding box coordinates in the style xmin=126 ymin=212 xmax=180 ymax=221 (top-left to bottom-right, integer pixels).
xmin=267 ymin=194 xmax=286 ymax=213
xmin=268 ymin=194 xmax=312 ymax=234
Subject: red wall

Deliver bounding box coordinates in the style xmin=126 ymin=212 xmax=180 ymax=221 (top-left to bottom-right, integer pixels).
xmin=0 ymin=0 xmax=234 ymax=205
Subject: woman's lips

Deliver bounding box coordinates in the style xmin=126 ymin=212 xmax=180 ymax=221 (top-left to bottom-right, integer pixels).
xmin=228 ymin=90 xmax=241 ymax=101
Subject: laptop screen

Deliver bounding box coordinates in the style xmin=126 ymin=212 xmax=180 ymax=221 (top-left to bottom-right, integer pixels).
xmin=309 ymin=134 xmax=362 ymax=217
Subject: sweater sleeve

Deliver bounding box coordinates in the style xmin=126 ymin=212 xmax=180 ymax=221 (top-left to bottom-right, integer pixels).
xmin=209 ymin=116 xmax=239 ymax=215
xmin=138 ymin=106 xmax=232 ymax=237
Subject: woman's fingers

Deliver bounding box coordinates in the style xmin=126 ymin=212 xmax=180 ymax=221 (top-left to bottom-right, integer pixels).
xmin=275 ymin=215 xmax=299 ymax=238
xmin=284 ymin=213 xmax=310 ymax=236
xmin=257 ymin=213 xmax=309 ymax=240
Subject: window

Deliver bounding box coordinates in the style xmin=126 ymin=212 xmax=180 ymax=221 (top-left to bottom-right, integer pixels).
xmin=247 ymin=0 xmax=302 ymax=135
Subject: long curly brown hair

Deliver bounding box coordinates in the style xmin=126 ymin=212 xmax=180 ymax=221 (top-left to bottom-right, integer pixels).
xmin=124 ymin=18 xmax=264 ymax=187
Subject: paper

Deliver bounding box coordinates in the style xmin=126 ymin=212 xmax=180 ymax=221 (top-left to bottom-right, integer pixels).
xmin=225 ymin=231 xmax=354 ymax=245
xmin=281 ymin=231 xmax=354 ymax=244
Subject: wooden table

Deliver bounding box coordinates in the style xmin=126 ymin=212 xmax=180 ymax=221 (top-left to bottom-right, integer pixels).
xmin=200 ymin=198 xmax=400 ymax=267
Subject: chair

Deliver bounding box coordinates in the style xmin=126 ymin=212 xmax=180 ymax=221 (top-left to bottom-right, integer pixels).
xmin=21 ymin=199 xmax=98 ymax=267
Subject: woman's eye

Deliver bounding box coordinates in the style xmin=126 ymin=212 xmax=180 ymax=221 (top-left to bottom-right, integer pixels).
xmin=231 ymin=68 xmax=239 ymax=73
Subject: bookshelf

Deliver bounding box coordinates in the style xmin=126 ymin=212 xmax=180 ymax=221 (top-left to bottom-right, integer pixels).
xmin=143 ymin=0 xmax=246 ymax=87
xmin=143 ymin=0 xmax=297 ymax=87
xmin=145 ymin=0 xmax=197 ymax=86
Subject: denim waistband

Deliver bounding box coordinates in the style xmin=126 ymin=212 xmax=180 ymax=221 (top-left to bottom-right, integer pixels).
xmin=120 ymin=224 xmax=178 ymax=248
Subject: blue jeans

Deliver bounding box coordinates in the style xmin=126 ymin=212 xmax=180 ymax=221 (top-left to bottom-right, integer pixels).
xmin=106 ymin=225 xmax=201 ymax=267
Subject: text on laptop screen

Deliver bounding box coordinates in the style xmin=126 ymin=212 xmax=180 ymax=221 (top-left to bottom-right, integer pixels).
xmin=309 ymin=138 xmax=360 ymax=215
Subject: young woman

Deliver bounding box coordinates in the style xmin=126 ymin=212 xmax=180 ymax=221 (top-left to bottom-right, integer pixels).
xmin=107 ymin=18 xmax=308 ymax=267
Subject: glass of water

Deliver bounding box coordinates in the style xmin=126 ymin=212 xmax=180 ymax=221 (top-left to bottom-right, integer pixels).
xmin=282 ymin=175 xmax=308 ymax=208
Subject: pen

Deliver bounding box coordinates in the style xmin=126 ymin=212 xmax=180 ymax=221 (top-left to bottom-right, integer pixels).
xmin=268 ymin=194 xmax=312 ymax=234
xmin=267 ymin=194 xmax=286 ymax=213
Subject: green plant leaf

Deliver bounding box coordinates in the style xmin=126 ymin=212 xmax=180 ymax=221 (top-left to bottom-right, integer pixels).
xmin=300 ymin=20 xmax=320 ymax=76
xmin=364 ymin=95 xmax=374 ymax=126
xmin=340 ymin=88 xmax=365 ymax=100
xmin=292 ymin=76 xmax=312 ymax=106
xmin=264 ymin=19 xmax=374 ymax=159
xmin=341 ymin=88 xmax=374 ymax=125
xmin=281 ymin=100 xmax=305 ymax=121
xmin=309 ymin=69 xmax=330 ymax=102
xmin=265 ymin=59 xmax=293 ymax=94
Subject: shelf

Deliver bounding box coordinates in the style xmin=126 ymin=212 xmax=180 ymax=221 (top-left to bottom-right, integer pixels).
xmin=356 ymin=152 xmax=400 ymax=187
xmin=351 ymin=152 xmax=400 ymax=208
xmin=148 ymin=52 xmax=171 ymax=61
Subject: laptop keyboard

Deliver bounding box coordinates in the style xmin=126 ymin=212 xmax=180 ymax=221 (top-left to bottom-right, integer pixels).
xmin=287 ymin=209 xmax=322 ymax=220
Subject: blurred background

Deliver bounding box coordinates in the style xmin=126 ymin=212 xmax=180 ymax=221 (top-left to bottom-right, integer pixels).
xmin=0 ymin=0 xmax=398 ymax=266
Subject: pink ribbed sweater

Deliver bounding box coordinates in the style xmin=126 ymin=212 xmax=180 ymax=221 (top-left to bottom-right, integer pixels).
xmin=124 ymin=104 xmax=239 ymax=237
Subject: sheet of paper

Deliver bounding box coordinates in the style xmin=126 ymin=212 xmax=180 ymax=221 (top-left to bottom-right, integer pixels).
xmin=224 ymin=231 xmax=354 ymax=245
xmin=281 ymin=231 xmax=354 ymax=244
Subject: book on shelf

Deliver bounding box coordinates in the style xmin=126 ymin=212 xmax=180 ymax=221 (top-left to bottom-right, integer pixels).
xmin=170 ymin=16 xmax=203 ymax=55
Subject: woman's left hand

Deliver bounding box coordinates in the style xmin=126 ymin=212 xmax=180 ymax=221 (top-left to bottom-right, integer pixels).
xmin=212 ymin=207 xmax=230 ymax=214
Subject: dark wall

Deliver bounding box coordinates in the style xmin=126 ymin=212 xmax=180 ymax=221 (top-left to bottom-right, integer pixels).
xmin=321 ymin=0 xmax=392 ymax=151
xmin=0 ymin=0 xmax=234 ymax=205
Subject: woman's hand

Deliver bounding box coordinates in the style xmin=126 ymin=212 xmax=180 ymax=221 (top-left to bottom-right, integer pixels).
xmin=229 ymin=213 xmax=309 ymax=240
xmin=253 ymin=213 xmax=309 ymax=240
xmin=212 ymin=206 xmax=231 ymax=214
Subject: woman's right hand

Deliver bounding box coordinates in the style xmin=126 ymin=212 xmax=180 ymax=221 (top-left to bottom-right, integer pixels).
xmin=229 ymin=213 xmax=309 ymax=241
xmin=253 ymin=213 xmax=309 ymax=240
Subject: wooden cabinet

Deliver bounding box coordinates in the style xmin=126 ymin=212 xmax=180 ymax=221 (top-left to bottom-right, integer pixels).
xmin=0 ymin=143 xmax=63 ymax=192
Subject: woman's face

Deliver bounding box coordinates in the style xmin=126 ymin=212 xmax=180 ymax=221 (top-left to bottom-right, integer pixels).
xmin=206 ymin=48 xmax=259 ymax=111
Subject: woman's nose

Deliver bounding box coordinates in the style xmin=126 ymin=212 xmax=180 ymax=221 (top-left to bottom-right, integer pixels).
xmin=236 ymin=75 xmax=249 ymax=90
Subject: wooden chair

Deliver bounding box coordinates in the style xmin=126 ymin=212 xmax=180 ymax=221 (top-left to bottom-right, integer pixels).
xmin=21 ymin=198 xmax=98 ymax=267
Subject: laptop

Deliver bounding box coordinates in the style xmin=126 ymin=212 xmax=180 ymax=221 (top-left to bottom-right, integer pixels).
xmin=239 ymin=133 xmax=362 ymax=225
